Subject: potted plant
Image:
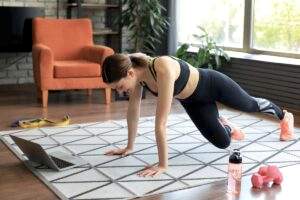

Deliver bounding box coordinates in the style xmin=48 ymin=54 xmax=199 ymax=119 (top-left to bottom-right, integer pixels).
xmin=120 ymin=0 xmax=169 ymax=55
xmin=115 ymin=0 xmax=169 ymax=100
xmin=176 ymin=26 xmax=230 ymax=69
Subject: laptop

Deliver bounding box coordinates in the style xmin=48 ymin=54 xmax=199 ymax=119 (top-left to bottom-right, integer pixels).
xmin=10 ymin=135 xmax=88 ymax=171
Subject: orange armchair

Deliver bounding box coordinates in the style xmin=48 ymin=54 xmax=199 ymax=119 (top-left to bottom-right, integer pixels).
xmin=32 ymin=17 xmax=114 ymax=107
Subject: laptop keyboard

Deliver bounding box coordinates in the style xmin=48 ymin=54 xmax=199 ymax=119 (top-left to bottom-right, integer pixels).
xmin=50 ymin=156 xmax=74 ymax=168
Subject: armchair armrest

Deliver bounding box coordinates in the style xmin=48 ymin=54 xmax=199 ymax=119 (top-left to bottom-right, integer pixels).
xmin=32 ymin=44 xmax=54 ymax=88
xmin=82 ymin=45 xmax=114 ymax=65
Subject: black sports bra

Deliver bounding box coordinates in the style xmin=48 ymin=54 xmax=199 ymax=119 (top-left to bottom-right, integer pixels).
xmin=140 ymin=56 xmax=190 ymax=97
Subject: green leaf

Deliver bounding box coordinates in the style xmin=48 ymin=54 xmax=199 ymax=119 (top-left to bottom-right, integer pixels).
xmin=121 ymin=0 xmax=168 ymax=53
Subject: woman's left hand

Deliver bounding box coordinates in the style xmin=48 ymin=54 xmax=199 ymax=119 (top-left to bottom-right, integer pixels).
xmin=137 ymin=165 xmax=167 ymax=177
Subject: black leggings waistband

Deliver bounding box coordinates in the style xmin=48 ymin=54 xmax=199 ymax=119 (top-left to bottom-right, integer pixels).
xmin=179 ymin=68 xmax=212 ymax=104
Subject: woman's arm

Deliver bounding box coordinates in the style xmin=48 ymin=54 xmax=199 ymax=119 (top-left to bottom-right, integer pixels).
xmin=105 ymin=83 xmax=142 ymax=156
xmin=138 ymin=57 xmax=176 ymax=177
xmin=127 ymin=83 xmax=143 ymax=150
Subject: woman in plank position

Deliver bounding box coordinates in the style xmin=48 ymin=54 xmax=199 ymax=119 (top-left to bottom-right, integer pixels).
xmin=102 ymin=53 xmax=294 ymax=177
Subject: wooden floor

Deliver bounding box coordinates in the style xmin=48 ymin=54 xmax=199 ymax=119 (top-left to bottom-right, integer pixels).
xmin=0 ymin=84 xmax=299 ymax=200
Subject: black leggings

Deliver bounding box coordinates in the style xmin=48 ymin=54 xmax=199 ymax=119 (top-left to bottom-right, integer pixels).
xmin=179 ymin=69 xmax=284 ymax=149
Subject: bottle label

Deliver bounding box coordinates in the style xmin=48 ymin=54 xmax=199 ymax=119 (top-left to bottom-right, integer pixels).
xmin=229 ymin=167 xmax=242 ymax=180
xmin=227 ymin=163 xmax=242 ymax=194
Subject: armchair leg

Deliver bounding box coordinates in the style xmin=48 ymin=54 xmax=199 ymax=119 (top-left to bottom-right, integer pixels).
xmin=104 ymin=88 xmax=111 ymax=104
xmin=87 ymin=89 xmax=92 ymax=96
xmin=42 ymin=90 xmax=48 ymax=108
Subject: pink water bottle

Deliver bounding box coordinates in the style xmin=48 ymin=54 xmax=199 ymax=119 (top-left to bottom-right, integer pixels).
xmin=227 ymin=149 xmax=242 ymax=194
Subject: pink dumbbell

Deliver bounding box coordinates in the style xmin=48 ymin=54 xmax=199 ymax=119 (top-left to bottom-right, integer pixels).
xmin=251 ymin=165 xmax=283 ymax=189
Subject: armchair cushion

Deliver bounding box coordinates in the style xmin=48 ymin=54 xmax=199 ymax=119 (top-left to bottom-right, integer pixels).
xmin=33 ymin=18 xmax=93 ymax=60
xmin=54 ymin=60 xmax=100 ymax=78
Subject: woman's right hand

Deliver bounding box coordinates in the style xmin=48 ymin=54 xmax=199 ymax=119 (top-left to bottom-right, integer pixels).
xmin=104 ymin=147 xmax=133 ymax=157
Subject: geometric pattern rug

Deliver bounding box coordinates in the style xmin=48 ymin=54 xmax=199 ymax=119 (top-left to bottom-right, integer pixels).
xmin=1 ymin=109 xmax=300 ymax=200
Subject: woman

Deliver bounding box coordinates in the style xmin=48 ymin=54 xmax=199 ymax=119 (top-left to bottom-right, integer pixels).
xmin=102 ymin=53 xmax=294 ymax=177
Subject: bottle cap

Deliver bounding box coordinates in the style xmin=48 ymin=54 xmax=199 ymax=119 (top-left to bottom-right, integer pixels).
xmin=229 ymin=149 xmax=242 ymax=164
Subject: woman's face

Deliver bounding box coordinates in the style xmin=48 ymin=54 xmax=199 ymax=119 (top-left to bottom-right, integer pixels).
xmin=110 ymin=69 xmax=137 ymax=94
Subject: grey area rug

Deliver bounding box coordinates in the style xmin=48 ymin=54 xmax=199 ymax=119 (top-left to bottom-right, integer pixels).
xmin=1 ymin=109 xmax=300 ymax=200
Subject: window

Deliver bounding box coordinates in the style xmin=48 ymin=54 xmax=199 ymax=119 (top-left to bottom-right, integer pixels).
xmin=178 ymin=0 xmax=244 ymax=48
xmin=253 ymin=0 xmax=300 ymax=54
xmin=177 ymin=0 xmax=300 ymax=58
